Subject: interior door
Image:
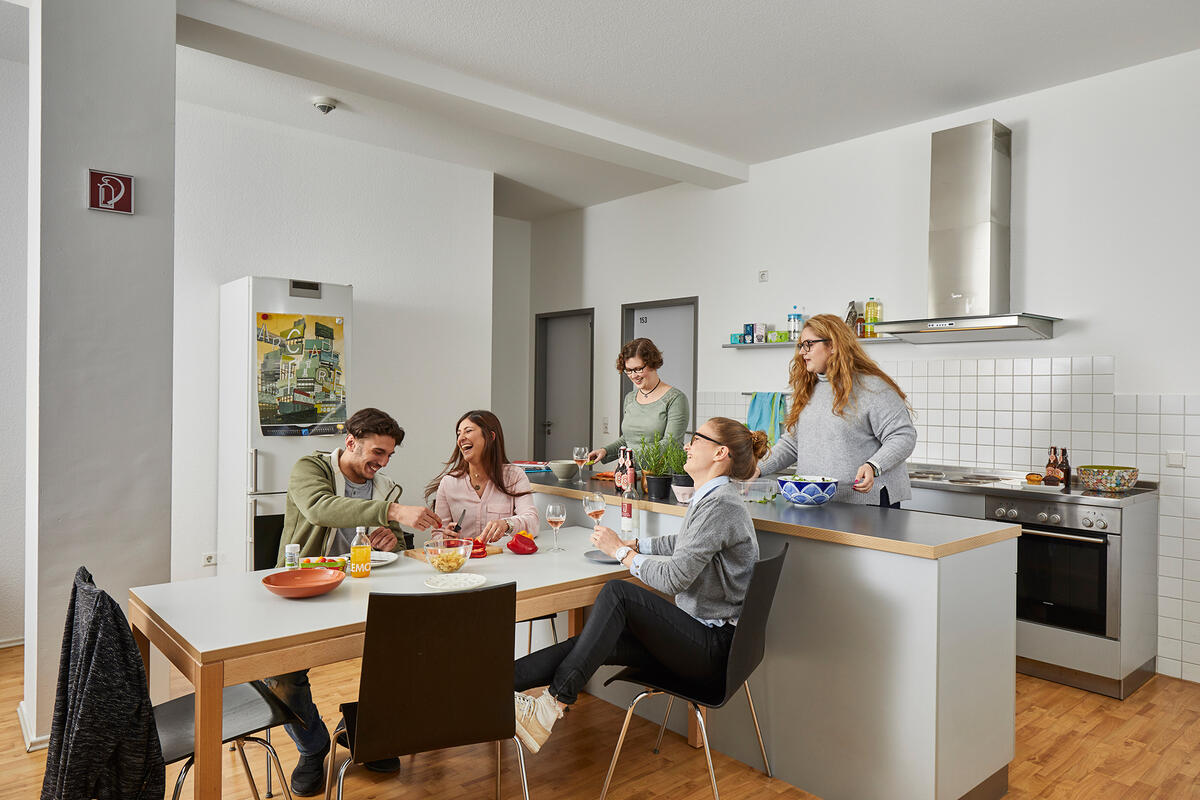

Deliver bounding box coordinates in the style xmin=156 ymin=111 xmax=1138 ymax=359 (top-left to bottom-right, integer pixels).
xmin=535 ymin=310 xmax=594 ymax=461
xmin=622 ymin=298 xmax=697 ymax=434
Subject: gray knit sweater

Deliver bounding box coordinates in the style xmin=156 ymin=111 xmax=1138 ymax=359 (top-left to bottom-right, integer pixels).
xmin=758 ymin=374 xmax=917 ymax=504
xmin=637 ymin=482 xmax=759 ymax=623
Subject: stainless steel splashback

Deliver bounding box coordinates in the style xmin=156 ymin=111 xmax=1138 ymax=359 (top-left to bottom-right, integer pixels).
xmin=928 ymin=119 xmax=1012 ymax=317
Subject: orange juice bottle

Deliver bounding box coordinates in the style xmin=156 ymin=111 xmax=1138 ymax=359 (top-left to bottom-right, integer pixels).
xmin=350 ymin=526 xmax=371 ymax=578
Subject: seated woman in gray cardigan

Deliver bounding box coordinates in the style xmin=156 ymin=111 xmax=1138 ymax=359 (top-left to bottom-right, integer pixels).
xmin=514 ymin=417 xmax=767 ymax=753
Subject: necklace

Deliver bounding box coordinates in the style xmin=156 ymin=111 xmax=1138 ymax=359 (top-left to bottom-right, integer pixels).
xmin=639 ymin=380 xmax=661 ymax=398
xmin=469 ymin=469 xmax=485 ymax=492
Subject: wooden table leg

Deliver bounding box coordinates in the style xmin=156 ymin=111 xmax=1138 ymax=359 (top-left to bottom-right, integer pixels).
xmin=567 ymin=608 xmax=586 ymax=637
xmin=687 ymin=707 xmax=707 ymax=748
xmin=194 ymin=662 xmax=225 ymax=799
xmin=132 ymin=624 xmax=150 ymax=680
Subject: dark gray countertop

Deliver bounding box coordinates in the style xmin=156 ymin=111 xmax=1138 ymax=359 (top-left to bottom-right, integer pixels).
xmin=527 ymin=471 xmax=1018 ymax=560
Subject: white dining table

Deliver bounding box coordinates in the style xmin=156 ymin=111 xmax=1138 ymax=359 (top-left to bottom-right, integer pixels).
xmin=129 ymin=526 xmax=629 ymax=800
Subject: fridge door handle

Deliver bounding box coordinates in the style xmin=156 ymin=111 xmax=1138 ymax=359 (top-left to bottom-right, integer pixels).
xmin=247 ymin=497 xmax=257 ymax=571
xmin=248 ymin=448 xmax=259 ymax=493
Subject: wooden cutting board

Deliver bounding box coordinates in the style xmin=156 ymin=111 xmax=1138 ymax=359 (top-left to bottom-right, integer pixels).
xmin=405 ymin=544 xmax=503 ymax=562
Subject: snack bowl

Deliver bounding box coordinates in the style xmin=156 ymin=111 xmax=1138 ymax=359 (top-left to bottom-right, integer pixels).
xmin=262 ymin=568 xmax=345 ymax=598
xmin=732 ymin=478 xmax=779 ymax=504
xmin=670 ymin=483 xmax=696 ymax=503
xmin=777 ymin=475 xmax=839 ymax=507
xmin=1077 ymin=465 xmax=1139 ymax=493
xmin=548 ymin=460 xmax=579 ymax=480
xmin=423 ymin=538 xmax=472 ymax=573
xmin=299 ymin=555 xmax=347 ymax=572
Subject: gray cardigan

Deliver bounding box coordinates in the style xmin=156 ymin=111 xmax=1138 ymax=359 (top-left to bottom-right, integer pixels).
xmin=638 ymin=482 xmax=759 ymax=623
xmin=759 ymin=374 xmax=916 ymax=504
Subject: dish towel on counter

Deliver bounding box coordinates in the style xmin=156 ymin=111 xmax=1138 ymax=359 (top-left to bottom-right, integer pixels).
xmin=747 ymin=392 xmax=787 ymax=445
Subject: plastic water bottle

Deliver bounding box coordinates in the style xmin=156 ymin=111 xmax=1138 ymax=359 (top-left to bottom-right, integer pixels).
xmin=787 ymin=306 xmax=804 ymax=341
xmin=350 ymin=526 xmax=372 ymax=578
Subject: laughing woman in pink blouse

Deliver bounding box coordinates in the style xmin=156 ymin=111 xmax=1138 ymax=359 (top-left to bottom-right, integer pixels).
xmin=425 ymin=410 xmax=540 ymax=543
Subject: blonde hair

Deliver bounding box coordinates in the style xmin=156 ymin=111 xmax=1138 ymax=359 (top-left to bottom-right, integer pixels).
xmin=706 ymin=417 xmax=770 ymax=479
xmin=784 ymin=313 xmax=910 ymax=431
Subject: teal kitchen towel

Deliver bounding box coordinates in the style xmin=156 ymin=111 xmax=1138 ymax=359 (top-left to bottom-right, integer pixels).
xmin=747 ymin=392 xmax=787 ymax=445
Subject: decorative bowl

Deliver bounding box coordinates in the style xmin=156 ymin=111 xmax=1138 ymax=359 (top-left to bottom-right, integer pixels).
xmin=777 ymin=475 xmax=839 ymax=507
xmin=1077 ymin=465 xmax=1139 ymax=493
xmin=262 ymin=568 xmax=345 ymax=598
xmin=670 ymin=483 xmax=696 ymax=503
xmin=423 ymin=538 xmax=472 ymax=573
xmin=732 ymin=478 xmax=779 ymax=504
xmin=548 ymin=460 xmax=579 ymax=480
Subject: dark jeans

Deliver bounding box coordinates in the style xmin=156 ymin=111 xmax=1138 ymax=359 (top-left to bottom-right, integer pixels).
xmin=514 ymin=579 xmax=735 ymax=705
xmin=879 ymin=486 xmax=901 ymax=509
xmin=262 ymin=669 xmax=330 ymax=756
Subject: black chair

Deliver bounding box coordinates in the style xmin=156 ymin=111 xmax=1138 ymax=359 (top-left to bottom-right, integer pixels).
xmin=156 ymin=681 xmax=303 ymax=800
xmin=325 ymin=582 xmax=530 ymax=799
xmin=599 ymin=544 xmax=789 ymax=800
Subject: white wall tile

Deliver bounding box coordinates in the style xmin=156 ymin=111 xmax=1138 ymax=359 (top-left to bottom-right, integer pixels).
xmin=1160 ymin=658 xmax=1183 ymax=678
xmin=995 ymin=358 xmax=1013 ymax=375
xmin=1052 ymin=357 xmax=1071 ymax=375
xmin=1163 ymin=533 xmax=1184 ymax=556
xmin=1032 ymin=357 xmax=1051 ymax=375
xmin=1139 ymin=394 xmax=1161 ymax=413
xmin=995 ymin=376 xmax=1014 ymax=394
xmin=1183 ymin=621 xmax=1200 ymax=643
xmin=1071 ymin=395 xmax=1093 ymax=414
xmin=1115 ymin=394 xmax=1137 ymax=413
xmin=1072 ymin=375 xmax=1093 ymax=393
xmin=1052 ymin=375 xmax=1071 ymax=394
xmin=1163 ymin=496 xmax=1184 ymax=517
xmin=1138 ymin=414 xmax=1161 ymax=434
xmin=1012 ymin=376 xmax=1032 ymax=393
xmin=1093 ymin=414 xmax=1114 ymax=433
xmin=958 ymin=444 xmax=976 ymax=461
xmin=1182 ymin=640 xmax=1200 ymax=664
xmin=960 ymin=428 xmax=976 ymax=445
xmin=1033 ymin=376 xmax=1052 ymax=394
xmin=1093 ymin=431 xmax=1115 ymax=452
xmin=1162 ymin=394 xmax=1185 ymax=414
xmin=1033 ymin=394 xmax=1051 ymax=412
xmin=1071 ymin=356 xmax=1092 ymax=374
xmin=1013 ymin=358 xmax=1031 ymax=376
xmin=1093 ymin=374 xmax=1115 ymax=394
xmin=960 ymin=360 xmax=977 ymax=376
xmin=1184 ymin=559 xmax=1200 ymax=582
xmin=1093 ymin=394 xmax=1114 ymax=413
xmin=1162 ymin=576 xmax=1183 ymax=598
xmin=1052 ymin=394 xmax=1071 ymax=412
xmin=1094 ymin=356 xmax=1115 ymax=374
xmin=1115 ymin=414 xmax=1137 ymax=433
xmin=1160 ymin=637 xmax=1182 ymax=660
xmin=1162 ymin=476 xmax=1184 ymax=497
xmin=1072 ymin=431 xmax=1093 ymax=450
xmin=1162 ymin=415 xmax=1185 ymax=436
xmin=1013 ymin=394 xmax=1032 ymax=412
xmin=977 ymin=359 xmax=994 ymax=376
xmin=928 ymin=360 xmax=943 ymax=377
xmin=1164 ymin=616 xmax=1184 ymax=639
xmin=1182 ymin=580 xmax=1200 ymax=603
xmin=1138 ymin=434 xmax=1160 ymax=454
xmin=1163 ymin=596 xmax=1184 ymax=619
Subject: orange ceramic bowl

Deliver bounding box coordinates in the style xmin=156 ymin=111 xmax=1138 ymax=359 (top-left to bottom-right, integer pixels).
xmin=262 ymin=568 xmax=345 ymax=598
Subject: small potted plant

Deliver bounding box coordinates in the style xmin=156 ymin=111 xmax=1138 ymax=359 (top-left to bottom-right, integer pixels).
xmin=634 ymin=433 xmax=672 ymax=501
xmin=662 ymin=435 xmax=692 ymax=488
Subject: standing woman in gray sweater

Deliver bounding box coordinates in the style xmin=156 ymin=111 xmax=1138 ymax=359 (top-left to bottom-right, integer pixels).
xmin=515 ymin=417 xmax=767 ymax=753
xmin=758 ymin=313 xmax=916 ymax=507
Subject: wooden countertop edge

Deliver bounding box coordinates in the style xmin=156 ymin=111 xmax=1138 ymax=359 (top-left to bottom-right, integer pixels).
xmin=532 ymin=484 xmax=1021 ymax=559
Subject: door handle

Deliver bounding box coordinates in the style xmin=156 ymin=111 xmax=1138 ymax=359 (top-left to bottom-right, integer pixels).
xmin=247 ymin=498 xmax=257 ymax=572
xmin=248 ymin=448 xmax=259 ymax=493
xmin=543 ymin=420 xmax=553 ymax=434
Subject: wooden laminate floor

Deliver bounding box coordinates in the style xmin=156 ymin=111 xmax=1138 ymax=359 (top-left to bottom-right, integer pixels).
xmin=7 ymin=643 xmax=1200 ymax=798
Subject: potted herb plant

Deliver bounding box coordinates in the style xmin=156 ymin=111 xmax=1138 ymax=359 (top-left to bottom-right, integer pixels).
xmin=634 ymin=433 xmax=673 ymax=501
xmin=662 ymin=435 xmax=692 ymax=488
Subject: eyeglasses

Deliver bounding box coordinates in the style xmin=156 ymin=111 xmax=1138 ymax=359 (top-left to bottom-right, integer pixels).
xmin=623 ymin=365 xmax=647 ymax=376
xmin=685 ymin=431 xmax=727 ymax=448
xmin=798 ymin=338 xmax=830 ymax=353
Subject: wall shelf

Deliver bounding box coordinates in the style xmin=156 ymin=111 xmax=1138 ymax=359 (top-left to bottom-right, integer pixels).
xmin=722 ymin=335 xmax=903 ymax=350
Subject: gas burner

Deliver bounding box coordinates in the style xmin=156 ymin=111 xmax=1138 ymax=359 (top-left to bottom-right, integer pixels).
xmin=947 ymin=477 xmax=996 ymax=485
xmin=909 ymin=470 xmax=946 ymax=480
xmin=962 ymin=474 xmax=1004 ymax=481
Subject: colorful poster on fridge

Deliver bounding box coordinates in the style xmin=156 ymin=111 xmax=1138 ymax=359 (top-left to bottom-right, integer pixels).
xmin=255 ymin=312 xmax=348 ymax=436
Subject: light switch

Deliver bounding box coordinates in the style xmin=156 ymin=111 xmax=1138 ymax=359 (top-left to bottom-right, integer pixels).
xmin=1166 ymin=450 xmax=1186 ymax=468
xmin=601 ymin=416 xmax=610 ymax=434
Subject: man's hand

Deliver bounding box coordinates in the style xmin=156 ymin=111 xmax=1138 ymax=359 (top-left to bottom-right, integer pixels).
xmin=388 ymin=503 xmax=441 ymax=530
xmin=479 ymin=519 xmax=511 ymax=543
xmin=585 ymin=447 xmax=606 ymax=463
xmin=852 ymin=464 xmax=875 ymax=493
xmin=367 ymin=526 xmax=398 ymax=551
xmin=590 ymin=525 xmax=624 ymax=557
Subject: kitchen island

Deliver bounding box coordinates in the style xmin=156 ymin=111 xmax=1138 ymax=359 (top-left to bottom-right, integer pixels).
xmin=528 ymin=472 xmax=1019 ymax=800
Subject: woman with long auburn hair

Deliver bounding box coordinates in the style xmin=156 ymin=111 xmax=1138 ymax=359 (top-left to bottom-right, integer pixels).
xmin=425 ymin=410 xmax=540 ymax=542
xmin=758 ymin=313 xmax=916 ymax=507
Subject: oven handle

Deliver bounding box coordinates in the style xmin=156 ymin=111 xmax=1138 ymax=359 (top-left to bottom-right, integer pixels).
xmin=1020 ymin=528 xmax=1106 ymax=546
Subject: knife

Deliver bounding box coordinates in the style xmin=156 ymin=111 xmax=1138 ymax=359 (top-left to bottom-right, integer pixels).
xmin=452 ymin=509 xmax=466 ymax=533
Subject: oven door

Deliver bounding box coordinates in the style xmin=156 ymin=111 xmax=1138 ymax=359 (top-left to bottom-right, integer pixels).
xmin=1016 ymin=526 xmax=1121 ymax=639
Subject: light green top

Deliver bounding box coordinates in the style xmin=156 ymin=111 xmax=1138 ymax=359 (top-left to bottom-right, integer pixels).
xmin=600 ymin=386 xmax=689 ymax=464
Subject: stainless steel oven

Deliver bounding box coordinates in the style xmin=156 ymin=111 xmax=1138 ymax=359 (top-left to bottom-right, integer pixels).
xmin=1015 ymin=522 xmax=1120 ymax=639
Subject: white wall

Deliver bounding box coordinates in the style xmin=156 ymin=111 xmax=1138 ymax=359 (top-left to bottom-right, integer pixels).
xmin=0 ymin=56 xmax=26 ymax=646
xmin=172 ymin=103 xmax=494 ymax=582
xmin=492 ymin=216 xmax=533 ymax=458
xmin=532 ymin=47 xmax=1200 ymax=453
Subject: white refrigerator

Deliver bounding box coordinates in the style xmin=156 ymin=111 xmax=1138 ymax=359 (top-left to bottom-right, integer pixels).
xmin=217 ymin=277 xmax=354 ymax=574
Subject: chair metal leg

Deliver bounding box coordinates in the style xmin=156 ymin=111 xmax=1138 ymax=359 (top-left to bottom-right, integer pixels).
xmin=324 ymin=725 xmax=342 ymax=800
xmin=549 ymin=615 xmax=558 ymax=644
xmin=690 ymin=703 xmax=720 ymax=800
xmin=170 ymin=756 xmax=194 ymax=800
xmin=743 ymin=682 xmax=772 ymax=778
xmin=265 ymin=728 xmax=274 ymax=797
xmin=600 ymin=689 xmax=658 ymax=800
xmin=235 ymin=739 xmax=263 ymax=800
xmin=333 ymin=755 xmax=354 ymax=800
xmin=653 ymin=695 xmax=674 ymax=754
xmin=242 ymin=735 xmax=293 ymax=800
xmin=511 ymin=736 xmax=530 ymax=800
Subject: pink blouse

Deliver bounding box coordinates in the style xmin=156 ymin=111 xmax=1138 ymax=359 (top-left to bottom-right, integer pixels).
xmin=434 ymin=464 xmax=541 ymax=539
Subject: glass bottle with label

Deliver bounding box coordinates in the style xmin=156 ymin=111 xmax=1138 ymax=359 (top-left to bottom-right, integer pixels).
xmin=865 ymin=297 xmax=881 ymax=338
xmin=1059 ymin=449 xmax=1071 ymax=493
xmin=350 ymin=526 xmax=372 ymax=578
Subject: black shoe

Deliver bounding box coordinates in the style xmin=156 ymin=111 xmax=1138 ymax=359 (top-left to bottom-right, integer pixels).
xmin=290 ymin=745 xmax=330 ymax=797
xmin=365 ymin=756 xmax=401 ymax=773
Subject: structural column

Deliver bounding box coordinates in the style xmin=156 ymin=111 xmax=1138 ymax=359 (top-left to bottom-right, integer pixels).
xmin=21 ymin=0 xmax=175 ymax=747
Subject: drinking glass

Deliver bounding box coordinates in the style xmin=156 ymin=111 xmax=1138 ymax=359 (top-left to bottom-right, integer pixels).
xmin=544 ymin=503 xmax=567 ymax=553
xmin=582 ymin=493 xmax=606 ymax=529
xmin=572 ymin=446 xmax=589 ymax=485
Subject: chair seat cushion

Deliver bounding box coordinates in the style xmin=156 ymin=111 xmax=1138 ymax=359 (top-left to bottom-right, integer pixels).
xmin=604 ymin=667 xmax=728 ymax=708
xmin=155 ymin=681 xmax=298 ymax=765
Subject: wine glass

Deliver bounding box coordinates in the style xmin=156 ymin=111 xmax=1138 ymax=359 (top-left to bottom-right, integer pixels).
xmin=544 ymin=503 xmax=567 ymax=553
xmin=572 ymin=446 xmax=589 ymax=485
xmin=582 ymin=493 xmax=606 ymax=529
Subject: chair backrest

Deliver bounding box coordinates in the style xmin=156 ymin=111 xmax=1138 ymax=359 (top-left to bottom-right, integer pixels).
xmin=254 ymin=513 xmax=286 ymax=570
xmin=723 ymin=543 xmax=789 ymax=699
xmin=351 ymin=582 xmax=516 ymax=762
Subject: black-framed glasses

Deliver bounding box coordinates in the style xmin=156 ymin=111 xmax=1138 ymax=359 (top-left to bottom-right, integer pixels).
xmin=623 ymin=365 xmax=647 ymax=376
xmin=798 ymin=338 xmax=830 ymax=353
xmin=685 ymin=430 xmax=727 ymax=448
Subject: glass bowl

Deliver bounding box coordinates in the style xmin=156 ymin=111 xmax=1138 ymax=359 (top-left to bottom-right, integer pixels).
xmin=732 ymin=478 xmax=779 ymax=504
xmin=423 ymin=538 xmax=472 ymax=573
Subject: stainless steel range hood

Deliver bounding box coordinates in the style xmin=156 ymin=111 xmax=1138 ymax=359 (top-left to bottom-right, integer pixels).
xmin=875 ymin=119 xmax=1059 ymax=344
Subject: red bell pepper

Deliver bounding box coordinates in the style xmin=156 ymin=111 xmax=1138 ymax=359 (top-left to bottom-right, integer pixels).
xmin=470 ymin=538 xmax=489 ymax=559
xmin=506 ymin=530 xmax=538 ymax=555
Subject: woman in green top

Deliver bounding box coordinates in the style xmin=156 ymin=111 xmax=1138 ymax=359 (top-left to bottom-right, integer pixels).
xmin=586 ymin=337 xmax=690 ymax=464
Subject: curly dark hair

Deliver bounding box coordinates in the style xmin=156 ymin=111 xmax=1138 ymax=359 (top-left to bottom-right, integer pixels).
xmin=615 ymin=337 xmax=664 ymax=372
xmin=345 ymin=408 xmax=405 ymax=445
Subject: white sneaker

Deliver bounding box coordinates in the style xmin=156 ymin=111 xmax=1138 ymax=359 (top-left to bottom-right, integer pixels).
xmin=514 ymin=691 xmax=563 ymax=754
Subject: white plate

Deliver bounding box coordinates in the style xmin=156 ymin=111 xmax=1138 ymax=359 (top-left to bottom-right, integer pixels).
xmin=424 ymin=573 xmax=486 ymax=590
xmin=1000 ymin=479 xmax=1066 ymax=493
xmin=336 ymin=551 xmax=400 ymax=567
xmin=584 ymin=549 xmax=619 ymax=565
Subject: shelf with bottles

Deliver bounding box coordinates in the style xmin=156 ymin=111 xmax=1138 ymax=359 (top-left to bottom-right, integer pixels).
xmin=722 ymin=334 xmax=902 ymax=350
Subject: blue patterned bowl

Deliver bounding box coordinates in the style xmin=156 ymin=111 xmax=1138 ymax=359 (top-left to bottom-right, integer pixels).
xmin=777 ymin=475 xmax=839 ymax=507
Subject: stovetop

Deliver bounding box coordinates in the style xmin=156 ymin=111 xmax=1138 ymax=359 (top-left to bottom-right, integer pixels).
xmin=906 ymin=463 xmax=1158 ymax=508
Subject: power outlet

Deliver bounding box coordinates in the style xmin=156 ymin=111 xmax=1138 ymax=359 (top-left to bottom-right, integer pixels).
xmin=201 ymin=552 xmax=217 ymax=567
xmin=601 ymin=416 xmax=610 ymax=434
xmin=758 ymin=269 xmax=770 ymax=283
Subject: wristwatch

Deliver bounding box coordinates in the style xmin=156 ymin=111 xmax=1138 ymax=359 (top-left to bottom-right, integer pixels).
xmin=614 ymin=546 xmax=633 ymax=563
xmin=867 ymin=461 xmax=881 ymax=477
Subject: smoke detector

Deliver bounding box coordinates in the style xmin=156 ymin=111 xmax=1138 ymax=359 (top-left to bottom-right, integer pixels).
xmin=312 ymin=96 xmax=338 ymax=115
